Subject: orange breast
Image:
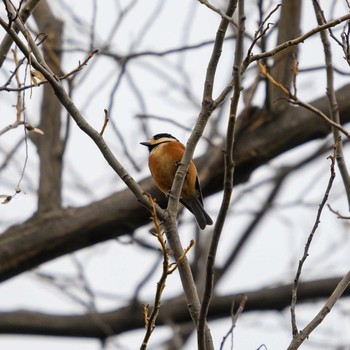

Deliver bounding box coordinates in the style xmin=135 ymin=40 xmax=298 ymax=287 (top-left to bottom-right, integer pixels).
xmin=149 ymin=142 xmax=197 ymax=198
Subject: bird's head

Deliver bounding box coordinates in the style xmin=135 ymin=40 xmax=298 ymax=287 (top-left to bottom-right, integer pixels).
xmin=140 ymin=133 xmax=179 ymax=151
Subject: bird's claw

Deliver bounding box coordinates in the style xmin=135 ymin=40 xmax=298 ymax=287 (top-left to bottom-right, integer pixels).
xmin=175 ymin=160 xmax=182 ymax=168
xmin=166 ymin=190 xmax=176 ymax=199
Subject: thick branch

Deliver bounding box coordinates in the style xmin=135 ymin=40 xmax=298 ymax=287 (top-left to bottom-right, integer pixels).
xmin=0 ymin=277 xmax=348 ymax=339
xmin=1 ymin=85 xmax=350 ymax=282
xmin=32 ymin=1 xmax=64 ymax=213
xmin=268 ymin=0 xmax=302 ymax=110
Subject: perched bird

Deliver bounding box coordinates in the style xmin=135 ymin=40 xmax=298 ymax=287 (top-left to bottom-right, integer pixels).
xmin=140 ymin=133 xmax=213 ymax=229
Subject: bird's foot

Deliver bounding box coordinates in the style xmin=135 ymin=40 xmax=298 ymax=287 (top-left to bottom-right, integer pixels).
xmin=166 ymin=190 xmax=176 ymax=199
xmin=175 ymin=160 xmax=182 ymax=168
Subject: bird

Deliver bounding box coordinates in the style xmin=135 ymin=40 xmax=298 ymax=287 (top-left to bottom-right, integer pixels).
xmin=140 ymin=133 xmax=213 ymax=229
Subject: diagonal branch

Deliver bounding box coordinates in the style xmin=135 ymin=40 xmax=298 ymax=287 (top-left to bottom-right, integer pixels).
xmin=290 ymin=151 xmax=336 ymax=337
xmin=241 ymin=12 xmax=350 ymax=74
xmin=288 ymin=271 xmax=350 ymax=350
xmin=0 ymin=0 xmax=40 ymax=68
xmin=312 ymin=0 xmax=350 ymax=209
xmin=1 ymin=85 xmax=350 ymax=283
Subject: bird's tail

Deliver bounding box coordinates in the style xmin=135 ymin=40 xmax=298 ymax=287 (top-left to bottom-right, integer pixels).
xmin=181 ymin=198 xmax=213 ymax=230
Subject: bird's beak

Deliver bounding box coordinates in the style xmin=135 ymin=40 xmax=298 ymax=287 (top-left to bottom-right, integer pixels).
xmin=140 ymin=141 xmax=151 ymax=147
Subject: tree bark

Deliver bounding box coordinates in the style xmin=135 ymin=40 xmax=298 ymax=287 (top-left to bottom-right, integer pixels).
xmin=0 ymin=277 xmax=347 ymax=339
xmin=0 ymin=84 xmax=350 ymax=282
xmin=268 ymin=0 xmax=302 ymax=111
xmin=32 ymin=1 xmax=64 ymax=213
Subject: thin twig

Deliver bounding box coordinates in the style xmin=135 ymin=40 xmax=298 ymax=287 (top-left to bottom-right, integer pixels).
xmin=245 ymin=3 xmax=282 ymax=60
xmin=215 ymin=141 xmax=333 ymax=283
xmin=99 ymin=109 xmax=109 ymax=136
xmin=288 ymin=270 xmax=350 ymax=350
xmin=101 ymin=36 xmax=235 ymax=62
xmin=290 ymin=150 xmax=336 ymax=337
xmin=327 ymin=204 xmax=350 ymax=219
xmin=13 ymin=47 xmax=22 ymax=122
xmin=140 ymin=195 xmax=193 ymax=349
xmin=242 ymin=12 xmax=350 ymax=74
xmin=215 ymin=166 xmax=287 ymax=281
xmin=0 ymin=121 xmax=43 ymax=137
xmin=312 ymin=0 xmax=350 ymax=209
xmin=0 ymin=49 xmax=98 ymax=92
xmin=0 ymin=0 xmax=40 ymax=68
xmin=220 ymin=295 xmax=248 ymax=350
xmin=259 ymin=62 xmax=350 ymax=139
xmin=198 ymin=0 xmax=243 ymax=349
xmin=198 ymin=0 xmax=237 ymax=27
xmin=160 ymin=3 xmax=239 ymax=349
xmin=291 ymin=99 xmax=350 ymax=139
xmin=168 ymin=239 xmax=195 ymax=274
xmin=1 ymin=7 xmax=213 ymax=346
xmin=0 ymin=10 xmax=163 ymax=217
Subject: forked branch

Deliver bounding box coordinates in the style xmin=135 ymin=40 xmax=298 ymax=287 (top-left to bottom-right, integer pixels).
xmin=141 ymin=195 xmax=194 ymax=349
xmin=290 ymin=148 xmax=336 ymax=338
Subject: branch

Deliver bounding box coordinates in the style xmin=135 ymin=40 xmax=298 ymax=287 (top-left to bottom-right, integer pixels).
xmin=290 ymin=151 xmax=336 ymax=336
xmin=163 ymin=2 xmax=239 ymax=349
xmin=242 ymin=12 xmax=350 ymax=74
xmin=328 ymin=204 xmax=350 ymax=219
xmin=141 ymin=196 xmax=194 ymax=349
xmin=0 ymin=50 xmax=98 ymax=92
xmin=312 ymin=0 xmax=350 ymax=209
xmin=0 ymin=277 xmax=348 ymax=338
xmin=141 ymin=198 xmax=171 ymax=349
xmin=268 ymin=0 xmax=302 ymax=110
xmin=288 ymin=271 xmax=350 ymax=350
xmin=198 ymin=0 xmax=237 ymax=27
xmin=0 ymin=9 xmax=157 ymax=214
xmin=0 ymin=0 xmax=40 ymax=68
xmin=259 ymin=62 xmax=350 ymax=139
xmin=220 ymin=295 xmax=248 ymax=350
xmin=198 ymin=0 xmax=244 ymax=347
xmin=30 ymin=0 xmax=65 ymax=213
xmin=1 ymin=84 xmax=350 ymax=282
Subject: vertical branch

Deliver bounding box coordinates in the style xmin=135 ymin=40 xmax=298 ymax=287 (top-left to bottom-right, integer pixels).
xmin=165 ymin=2 xmax=239 ymax=349
xmin=169 ymin=0 xmax=239 ymax=206
xmin=202 ymin=0 xmax=237 ymax=103
xmin=215 ymin=167 xmax=287 ymax=281
xmin=31 ymin=1 xmax=64 ymax=212
xmin=141 ymin=196 xmax=194 ymax=350
xmin=140 ymin=196 xmax=168 ymax=350
xmin=162 ymin=217 xmax=210 ymax=346
xmin=312 ymin=0 xmax=350 ymax=210
xmin=197 ymin=0 xmax=245 ymax=348
xmin=220 ymin=295 xmax=248 ymax=350
xmin=268 ymin=0 xmax=302 ymax=111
